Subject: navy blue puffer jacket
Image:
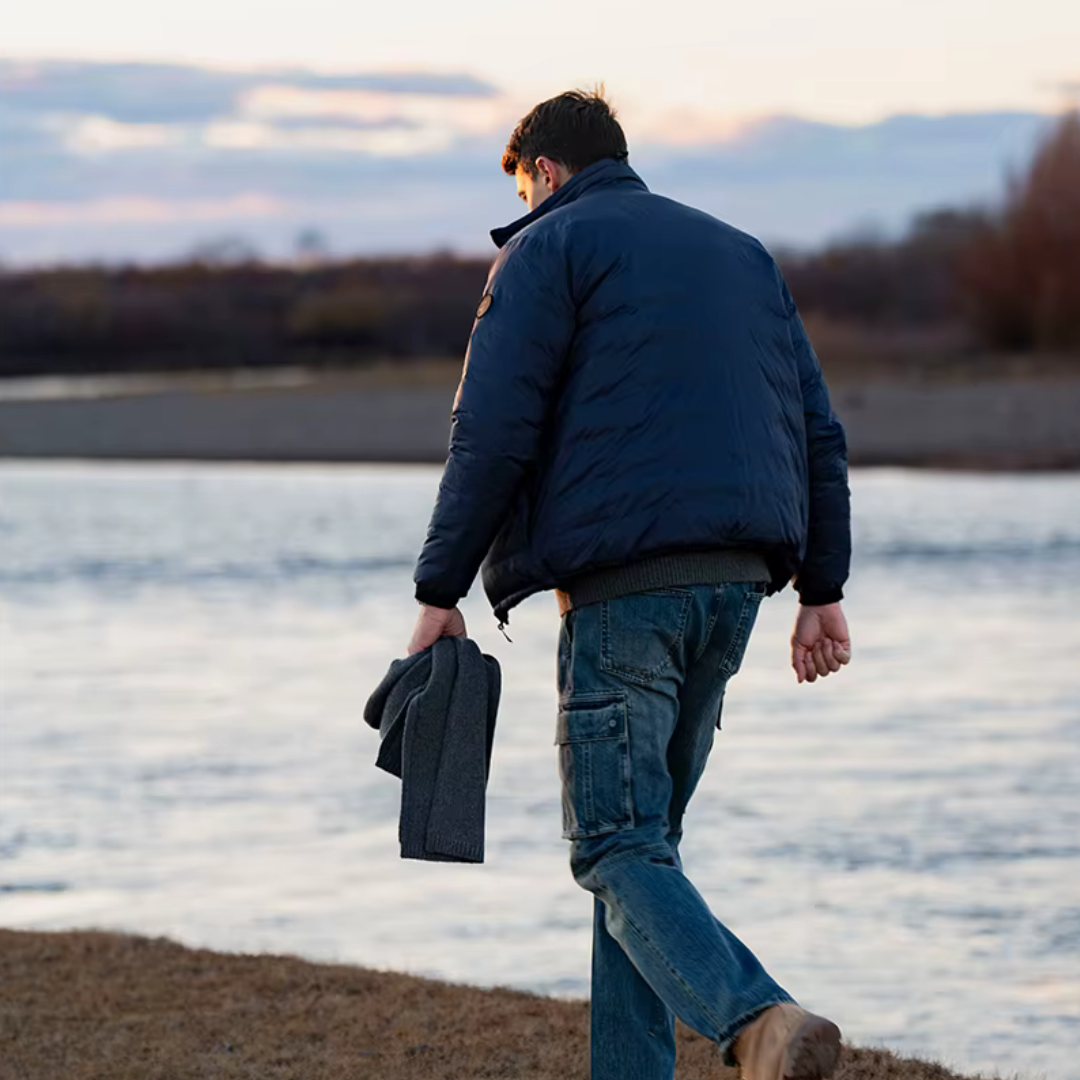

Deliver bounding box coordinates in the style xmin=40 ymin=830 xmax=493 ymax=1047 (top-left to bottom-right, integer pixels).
xmin=414 ymin=157 xmax=850 ymax=624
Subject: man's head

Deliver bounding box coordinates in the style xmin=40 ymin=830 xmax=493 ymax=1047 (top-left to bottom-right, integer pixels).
xmin=502 ymin=89 xmax=628 ymax=212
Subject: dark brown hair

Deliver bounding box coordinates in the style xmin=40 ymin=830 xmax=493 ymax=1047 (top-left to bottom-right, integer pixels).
xmin=502 ymin=88 xmax=628 ymax=178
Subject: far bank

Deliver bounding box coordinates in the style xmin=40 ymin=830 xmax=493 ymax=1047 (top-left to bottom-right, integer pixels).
xmin=1 ymin=362 xmax=1078 ymax=470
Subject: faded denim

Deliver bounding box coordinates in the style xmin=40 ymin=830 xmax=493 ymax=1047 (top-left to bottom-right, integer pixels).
xmin=556 ymin=581 xmax=796 ymax=1080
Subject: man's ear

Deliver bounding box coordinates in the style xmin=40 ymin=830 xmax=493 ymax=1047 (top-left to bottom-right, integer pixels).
xmin=534 ymin=155 xmax=562 ymax=192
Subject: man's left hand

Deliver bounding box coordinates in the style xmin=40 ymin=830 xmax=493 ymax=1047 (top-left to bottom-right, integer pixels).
xmin=408 ymin=604 xmax=468 ymax=655
xmin=791 ymin=601 xmax=851 ymax=684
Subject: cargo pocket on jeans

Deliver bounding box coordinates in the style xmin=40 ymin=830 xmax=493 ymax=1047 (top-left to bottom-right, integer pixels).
xmin=555 ymin=693 xmax=633 ymax=840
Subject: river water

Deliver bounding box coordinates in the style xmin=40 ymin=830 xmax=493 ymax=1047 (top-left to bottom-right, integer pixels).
xmin=1 ymin=462 xmax=1077 ymax=1079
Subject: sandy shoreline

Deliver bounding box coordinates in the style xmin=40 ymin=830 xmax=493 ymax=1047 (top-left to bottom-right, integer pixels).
xmin=0 ymin=928 xmax=982 ymax=1080
xmin=0 ymin=364 xmax=1078 ymax=469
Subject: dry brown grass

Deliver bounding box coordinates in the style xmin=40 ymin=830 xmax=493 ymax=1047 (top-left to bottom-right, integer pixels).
xmin=0 ymin=929 xmax=988 ymax=1080
xmin=800 ymin=315 xmax=1080 ymax=386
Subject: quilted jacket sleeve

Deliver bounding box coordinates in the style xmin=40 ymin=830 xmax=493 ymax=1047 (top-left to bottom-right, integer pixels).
xmin=779 ymin=273 xmax=852 ymax=605
xmin=413 ymin=230 xmax=575 ymax=610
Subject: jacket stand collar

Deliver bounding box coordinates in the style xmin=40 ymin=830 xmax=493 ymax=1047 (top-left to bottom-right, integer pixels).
xmin=489 ymin=156 xmax=647 ymax=249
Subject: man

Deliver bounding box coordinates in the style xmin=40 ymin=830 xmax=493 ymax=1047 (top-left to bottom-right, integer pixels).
xmin=408 ymin=89 xmax=852 ymax=1080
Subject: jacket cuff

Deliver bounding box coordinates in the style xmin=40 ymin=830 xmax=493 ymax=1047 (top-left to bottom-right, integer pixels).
xmin=414 ymin=584 xmax=462 ymax=610
xmin=797 ymin=583 xmax=844 ymax=606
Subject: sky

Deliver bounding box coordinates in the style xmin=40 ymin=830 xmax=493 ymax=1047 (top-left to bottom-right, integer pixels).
xmin=6 ymin=0 xmax=1079 ymax=126
xmin=1 ymin=1 xmax=1077 ymax=263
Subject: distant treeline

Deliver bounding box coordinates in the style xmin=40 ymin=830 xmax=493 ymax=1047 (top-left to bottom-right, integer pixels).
xmin=780 ymin=109 xmax=1080 ymax=353
xmin=0 ymin=256 xmax=488 ymax=377
xmin=0 ymin=112 xmax=1076 ymax=379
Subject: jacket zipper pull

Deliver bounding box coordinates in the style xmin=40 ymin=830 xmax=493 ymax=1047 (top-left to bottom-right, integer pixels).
xmin=496 ymin=619 xmax=513 ymax=643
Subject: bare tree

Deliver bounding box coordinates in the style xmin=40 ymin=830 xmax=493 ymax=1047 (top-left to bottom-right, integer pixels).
xmin=958 ymin=110 xmax=1080 ymax=350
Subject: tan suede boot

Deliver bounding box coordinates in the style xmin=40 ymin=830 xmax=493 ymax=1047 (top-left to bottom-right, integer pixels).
xmin=732 ymin=1003 xmax=842 ymax=1080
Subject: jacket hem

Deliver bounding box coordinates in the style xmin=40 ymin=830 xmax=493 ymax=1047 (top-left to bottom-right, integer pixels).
xmin=556 ymin=548 xmax=771 ymax=612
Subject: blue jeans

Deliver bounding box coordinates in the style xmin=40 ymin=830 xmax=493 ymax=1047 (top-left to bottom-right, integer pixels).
xmin=555 ymin=581 xmax=796 ymax=1080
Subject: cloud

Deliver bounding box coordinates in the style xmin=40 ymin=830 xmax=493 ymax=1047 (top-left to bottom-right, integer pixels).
xmin=234 ymin=83 xmax=512 ymax=140
xmin=0 ymin=58 xmax=496 ymax=125
xmin=0 ymin=60 xmax=246 ymax=123
xmin=0 ymin=56 xmax=519 ymax=208
xmin=264 ymin=70 xmax=496 ymax=98
xmin=635 ymin=110 xmax=1053 ymax=249
xmin=0 ymin=193 xmax=285 ymax=227
xmin=0 ymin=56 xmax=1061 ymax=263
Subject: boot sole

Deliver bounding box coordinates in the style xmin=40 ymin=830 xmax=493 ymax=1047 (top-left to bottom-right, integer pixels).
xmin=782 ymin=1014 xmax=842 ymax=1080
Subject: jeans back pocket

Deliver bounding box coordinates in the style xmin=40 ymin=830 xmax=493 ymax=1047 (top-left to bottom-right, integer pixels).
xmin=717 ymin=581 xmax=767 ymax=680
xmin=555 ymin=693 xmax=633 ymax=840
xmin=600 ymin=588 xmax=694 ymax=685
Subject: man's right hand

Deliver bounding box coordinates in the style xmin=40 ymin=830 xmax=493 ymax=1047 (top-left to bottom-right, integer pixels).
xmin=791 ymin=602 xmax=851 ymax=684
xmin=407 ymin=603 xmax=468 ymax=656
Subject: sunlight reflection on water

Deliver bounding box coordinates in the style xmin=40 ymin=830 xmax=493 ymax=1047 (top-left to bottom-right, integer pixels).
xmin=1 ymin=463 xmax=1078 ymax=1080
